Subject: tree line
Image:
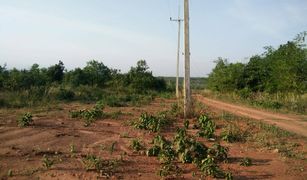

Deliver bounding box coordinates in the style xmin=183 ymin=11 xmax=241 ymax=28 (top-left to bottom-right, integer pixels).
xmin=0 ymin=60 xmax=166 ymax=93
xmin=207 ymin=32 xmax=307 ymax=95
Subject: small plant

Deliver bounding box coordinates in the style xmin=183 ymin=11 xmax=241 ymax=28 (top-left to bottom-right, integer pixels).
xmin=110 ymin=141 xmax=117 ymax=155
xmin=7 ymin=169 xmax=13 ymax=177
xmin=82 ymin=155 xmax=103 ymax=171
xmin=146 ymin=145 xmax=161 ymax=157
xmin=197 ymin=114 xmax=216 ymax=139
xmin=240 ymin=157 xmax=252 ymax=166
xmin=199 ymin=155 xmax=224 ymax=178
xmin=70 ymin=143 xmax=76 ymax=154
xmin=158 ymin=145 xmax=176 ymax=163
xmin=120 ymin=132 xmax=129 ymax=138
xmin=184 ymin=119 xmax=190 ymax=129
xmin=130 ymin=139 xmax=143 ymax=152
xmin=17 ymin=112 xmax=33 ymax=127
xmin=207 ymin=143 xmax=228 ymax=162
xmin=108 ymin=110 xmax=124 ymax=119
xmin=170 ymin=103 xmax=182 ymax=117
xmin=42 ymin=155 xmax=54 ymax=169
xmin=133 ymin=112 xmax=170 ymax=132
xmin=70 ymin=103 xmax=105 ymax=126
xmin=225 ymin=171 xmax=234 ymax=180
xmin=82 ymin=154 xmax=119 ymax=176
xmin=158 ymin=161 xmax=182 ymax=178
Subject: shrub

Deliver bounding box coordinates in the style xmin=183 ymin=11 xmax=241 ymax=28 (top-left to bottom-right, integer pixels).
xmin=0 ymin=98 xmax=8 ymax=108
xmin=70 ymin=103 xmax=105 ymax=126
xmin=133 ymin=112 xmax=170 ymax=132
xmin=207 ymin=143 xmax=228 ymax=162
xmin=197 ymin=115 xmax=216 ymax=138
xmin=130 ymin=139 xmax=143 ymax=152
xmin=56 ymin=88 xmax=75 ymax=101
xmin=17 ymin=112 xmax=33 ymax=127
xmin=199 ymin=156 xmax=224 ymax=178
xmin=146 ymin=145 xmax=161 ymax=157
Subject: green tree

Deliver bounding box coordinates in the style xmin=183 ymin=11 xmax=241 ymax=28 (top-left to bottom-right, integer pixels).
xmin=47 ymin=61 xmax=65 ymax=83
xmin=83 ymin=60 xmax=112 ymax=87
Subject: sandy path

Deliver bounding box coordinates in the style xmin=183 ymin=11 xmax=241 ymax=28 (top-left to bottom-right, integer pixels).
xmin=196 ymin=95 xmax=307 ymax=137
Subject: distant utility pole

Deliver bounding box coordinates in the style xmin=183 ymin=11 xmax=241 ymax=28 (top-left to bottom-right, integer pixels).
xmin=184 ymin=0 xmax=191 ymax=118
xmin=170 ymin=7 xmax=183 ymax=99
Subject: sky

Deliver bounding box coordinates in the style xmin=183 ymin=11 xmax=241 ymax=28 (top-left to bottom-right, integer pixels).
xmin=0 ymin=0 xmax=306 ymax=77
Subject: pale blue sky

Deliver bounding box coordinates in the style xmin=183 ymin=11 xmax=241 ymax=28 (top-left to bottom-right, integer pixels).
xmin=0 ymin=0 xmax=306 ymax=77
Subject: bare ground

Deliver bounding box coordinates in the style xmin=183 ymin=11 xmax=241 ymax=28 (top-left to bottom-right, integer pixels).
xmin=0 ymin=98 xmax=306 ymax=179
xmin=196 ymin=94 xmax=307 ymax=137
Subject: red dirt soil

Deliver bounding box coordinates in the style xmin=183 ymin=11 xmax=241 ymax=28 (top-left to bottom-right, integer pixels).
xmin=196 ymin=94 xmax=307 ymax=137
xmin=0 ymin=98 xmax=306 ymax=179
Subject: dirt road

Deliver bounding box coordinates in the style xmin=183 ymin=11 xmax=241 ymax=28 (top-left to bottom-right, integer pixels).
xmin=196 ymin=95 xmax=307 ymax=137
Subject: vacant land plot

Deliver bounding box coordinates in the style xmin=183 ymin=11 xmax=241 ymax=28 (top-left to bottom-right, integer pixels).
xmin=0 ymin=98 xmax=306 ymax=179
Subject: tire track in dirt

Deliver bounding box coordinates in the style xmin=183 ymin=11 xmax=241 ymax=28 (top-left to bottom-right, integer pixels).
xmin=196 ymin=95 xmax=307 ymax=137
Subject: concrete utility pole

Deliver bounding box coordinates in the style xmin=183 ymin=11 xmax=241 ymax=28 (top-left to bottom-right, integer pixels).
xmin=170 ymin=7 xmax=183 ymax=99
xmin=184 ymin=0 xmax=191 ymax=118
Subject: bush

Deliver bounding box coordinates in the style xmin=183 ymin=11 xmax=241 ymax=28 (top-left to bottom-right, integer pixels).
xmin=146 ymin=145 xmax=161 ymax=157
xmin=207 ymin=143 xmax=228 ymax=162
xmin=197 ymin=115 xmax=216 ymax=139
xmin=70 ymin=103 xmax=105 ymax=126
xmin=199 ymin=156 xmax=224 ymax=178
xmin=17 ymin=112 xmax=33 ymax=127
xmin=56 ymin=88 xmax=75 ymax=101
xmin=0 ymin=98 xmax=8 ymax=108
xmin=133 ymin=112 xmax=170 ymax=132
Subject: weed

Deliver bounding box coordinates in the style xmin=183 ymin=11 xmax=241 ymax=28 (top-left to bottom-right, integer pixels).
xmin=184 ymin=119 xmax=189 ymax=129
xmin=42 ymin=155 xmax=54 ymax=169
xmin=70 ymin=103 xmax=105 ymax=126
xmin=7 ymin=169 xmax=13 ymax=177
xmin=220 ymin=111 xmax=236 ymax=121
xmin=158 ymin=161 xmax=182 ymax=178
xmin=82 ymin=155 xmax=103 ymax=171
xmin=130 ymin=139 xmax=143 ymax=152
xmin=17 ymin=112 xmax=33 ymax=127
xmin=225 ymin=171 xmax=234 ymax=180
xmin=108 ymin=110 xmax=124 ymax=119
xmin=240 ymin=157 xmax=252 ymax=166
xmin=170 ymin=103 xmax=182 ymax=117
xmin=110 ymin=141 xmax=117 ymax=155
xmin=82 ymin=154 xmax=119 ymax=176
xmin=221 ymin=124 xmax=246 ymax=143
xmin=70 ymin=143 xmax=76 ymax=154
xmin=119 ymin=132 xmax=129 ymax=138
xmin=146 ymin=145 xmax=161 ymax=157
